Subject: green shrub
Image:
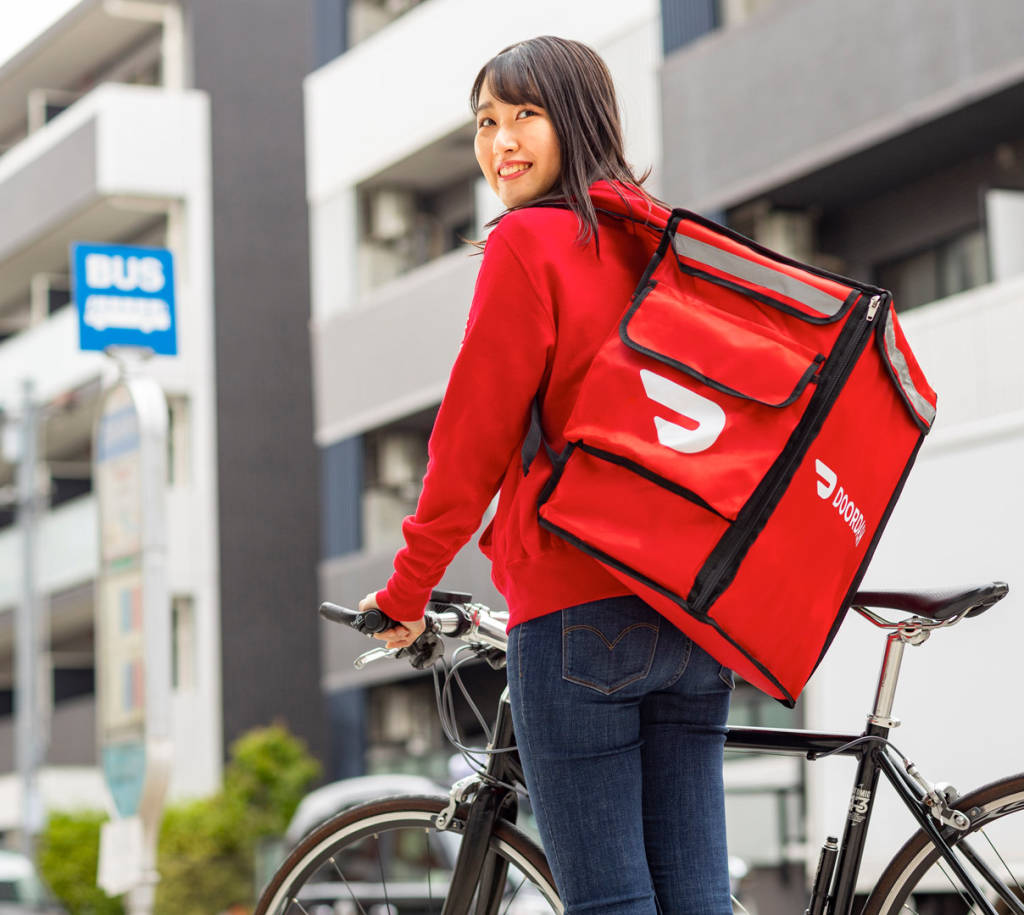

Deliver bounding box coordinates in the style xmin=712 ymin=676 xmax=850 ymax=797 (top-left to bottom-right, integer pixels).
xmin=154 ymin=723 xmax=321 ymax=914
xmin=38 ymin=724 xmax=321 ymax=915
xmin=37 ymin=810 xmax=124 ymax=915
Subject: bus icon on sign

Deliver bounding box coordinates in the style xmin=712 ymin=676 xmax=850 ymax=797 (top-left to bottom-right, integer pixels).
xmin=72 ymin=243 xmax=178 ymax=356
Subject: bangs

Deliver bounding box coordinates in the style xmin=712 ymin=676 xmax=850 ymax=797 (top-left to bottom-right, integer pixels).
xmin=471 ymin=50 xmax=545 ymax=112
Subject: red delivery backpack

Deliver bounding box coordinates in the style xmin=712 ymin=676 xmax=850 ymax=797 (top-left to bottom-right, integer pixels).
xmin=529 ymin=208 xmax=937 ymax=705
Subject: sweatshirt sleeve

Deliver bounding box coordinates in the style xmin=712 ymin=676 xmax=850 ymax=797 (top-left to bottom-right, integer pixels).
xmin=375 ymin=229 xmax=556 ymax=620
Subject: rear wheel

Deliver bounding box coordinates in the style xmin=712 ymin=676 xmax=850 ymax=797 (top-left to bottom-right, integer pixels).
xmin=863 ymin=774 xmax=1024 ymax=915
xmin=254 ymin=794 xmax=562 ymax=915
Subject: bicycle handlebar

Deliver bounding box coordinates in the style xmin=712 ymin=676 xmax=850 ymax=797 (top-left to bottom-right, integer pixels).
xmin=318 ymin=590 xmax=510 ymax=670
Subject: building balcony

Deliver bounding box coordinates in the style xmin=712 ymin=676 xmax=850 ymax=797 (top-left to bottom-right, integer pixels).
xmin=311 ymin=247 xmax=479 ymax=445
xmin=898 ymin=272 xmax=1024 ymax=432
xmin=0 ymin=83 xmax=208 ymax=402
xmin=661 ymin=0 xmax=1024 ymax=211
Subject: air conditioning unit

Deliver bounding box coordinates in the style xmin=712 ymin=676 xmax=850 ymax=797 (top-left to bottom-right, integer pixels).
xmin=753 ymin=208 xmax=815 ymax=263
xmin=377 ymin=431 xmax=426 ymax=490
xmin=367 ymin=188 xmax=415 ymax=242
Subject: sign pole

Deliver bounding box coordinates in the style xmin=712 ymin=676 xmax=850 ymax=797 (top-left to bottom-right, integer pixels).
xmin=93 ymin=360 xmax=173 ymax=913
xmin=14 ymin=379 xmax=44 ymax=861
xmin=72 ymin=240 xmax=178 ymax=908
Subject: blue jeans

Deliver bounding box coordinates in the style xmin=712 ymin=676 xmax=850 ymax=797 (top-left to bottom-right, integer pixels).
xmin=506 ymin=595 xmax=733 ymax=914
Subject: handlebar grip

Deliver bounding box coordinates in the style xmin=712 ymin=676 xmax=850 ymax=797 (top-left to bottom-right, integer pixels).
xmin=318 ymin=601 xmax=400 ymax=635
xmin=319 ymin=601 xmax=357 ymax=625
xmin=359 ymin=608 xmax=398 ymax=634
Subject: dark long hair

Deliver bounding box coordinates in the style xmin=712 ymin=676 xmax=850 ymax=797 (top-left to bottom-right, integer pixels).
xmin=470 ymin=36 xmax=656 ymax=245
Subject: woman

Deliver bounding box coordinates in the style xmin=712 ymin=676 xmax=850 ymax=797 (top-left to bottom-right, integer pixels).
xmin=359 ymin=36 xmax=734 ymax=915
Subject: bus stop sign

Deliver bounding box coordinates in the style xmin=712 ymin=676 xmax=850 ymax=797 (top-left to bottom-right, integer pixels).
xmin=72 ymin=243 xmax=177 ymax=355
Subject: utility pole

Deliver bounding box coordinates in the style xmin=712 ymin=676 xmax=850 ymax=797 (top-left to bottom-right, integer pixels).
xmin=13 ymin=378 xmax=48 ymax=861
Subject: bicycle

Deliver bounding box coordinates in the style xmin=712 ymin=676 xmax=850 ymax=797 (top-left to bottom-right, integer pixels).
xmin=255 ymin=581 xmax=1019 ymax=915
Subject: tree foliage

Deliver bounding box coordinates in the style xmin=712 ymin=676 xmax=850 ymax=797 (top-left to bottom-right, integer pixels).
xmin=37 ymin=810 xmax=124 ymax=915
xmin=38 ymin=723 xmax=321 ymax=915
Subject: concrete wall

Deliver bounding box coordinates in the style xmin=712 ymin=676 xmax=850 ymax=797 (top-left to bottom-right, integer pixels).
xmin=661 ymin=0 xmax=1024 ymax=210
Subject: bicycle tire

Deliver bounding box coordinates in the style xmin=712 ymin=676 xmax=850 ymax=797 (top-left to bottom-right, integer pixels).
xmin=863 ymin=773 xmax=1024 ymax=915
xmin=254 ymin=793 xmax=563 ymax=915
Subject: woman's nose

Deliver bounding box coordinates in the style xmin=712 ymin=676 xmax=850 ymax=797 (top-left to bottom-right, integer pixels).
xmin=494 ymin=124 xmax=518 ymax=152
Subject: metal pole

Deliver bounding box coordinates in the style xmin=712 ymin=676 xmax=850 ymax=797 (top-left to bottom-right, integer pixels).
xmin=14 ymin=378 xmax=42 ymax=860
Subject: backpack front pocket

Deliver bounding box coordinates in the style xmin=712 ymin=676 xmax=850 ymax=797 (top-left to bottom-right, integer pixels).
xmin=563 ymin=282 xmax=826 ymax=520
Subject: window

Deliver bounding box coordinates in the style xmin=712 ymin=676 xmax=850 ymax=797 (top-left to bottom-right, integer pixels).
xmin=171 ymin=595 xmax=196 ymax=691
xmin=348 ymin=0 xmax=427 ymax=48
xmin=166 ymin=395 xmax=190 ymax=486
xmin=358 ymin=175 xmax=476 ymax=292
xmin=876 ymin=228 xmax=990 ymax=311
xmin=361 ymin=408 xmax=435 ymax=552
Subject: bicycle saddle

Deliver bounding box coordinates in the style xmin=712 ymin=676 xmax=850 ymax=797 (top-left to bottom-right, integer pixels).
xmin=851 ymin=582 xmax=1008 ymax=621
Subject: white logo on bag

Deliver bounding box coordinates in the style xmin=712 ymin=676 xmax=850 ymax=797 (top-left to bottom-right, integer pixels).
xmin=640 ymin=369 xmax=726 ymax=454
xmin=815 ymin=459 xmax=867 ymax=546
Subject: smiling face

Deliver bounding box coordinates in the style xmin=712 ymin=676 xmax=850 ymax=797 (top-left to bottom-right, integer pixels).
xmin=474 ymin=80 xmax=562 ymax=209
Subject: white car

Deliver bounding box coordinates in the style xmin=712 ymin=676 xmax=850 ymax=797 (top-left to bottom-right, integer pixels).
xmin=0 ymin=850 xmax=67 ymax=914
xmin=274 ymin=775 xmax=551 ymax=915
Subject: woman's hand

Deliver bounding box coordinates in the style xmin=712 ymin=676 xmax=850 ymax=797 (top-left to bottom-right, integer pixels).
xmin=359 ymin=591 xmax=427 ymax=650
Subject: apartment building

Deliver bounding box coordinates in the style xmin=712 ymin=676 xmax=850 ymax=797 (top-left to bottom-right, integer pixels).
xmin=659 ymin=0 xmax=1024 ymax=910
xmin=0 ymin=0 xmax=321 ymax=841
xmin=308 ymin=0 xmax=1024 ymax=911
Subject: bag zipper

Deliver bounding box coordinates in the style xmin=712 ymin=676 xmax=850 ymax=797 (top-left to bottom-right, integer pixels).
xmin=691 ymin=294 xmax=883 ymax=612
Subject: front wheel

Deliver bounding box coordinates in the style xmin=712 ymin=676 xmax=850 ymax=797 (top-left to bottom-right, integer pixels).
xmin=863 ymin=774 xmax=1024 ymax=915
xmin=254 ymin=794 xmax=562 ymax=915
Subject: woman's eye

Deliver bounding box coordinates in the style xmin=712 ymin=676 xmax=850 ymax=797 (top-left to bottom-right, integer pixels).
xmin=517 ymin=108 xmax=538 ymax=119
xmin=477 ymin=117 xmax=495 ymax=129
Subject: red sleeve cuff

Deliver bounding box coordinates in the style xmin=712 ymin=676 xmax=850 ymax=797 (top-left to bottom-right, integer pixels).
xmin=376 ymin=585 xmax=428 ymax=622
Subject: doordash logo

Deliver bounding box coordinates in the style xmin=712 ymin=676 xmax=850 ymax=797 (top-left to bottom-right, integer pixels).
xmin=640 ymin=369 xmax=726 ymax=454
xmin=815 ymin=459 xmax=867 ymax=546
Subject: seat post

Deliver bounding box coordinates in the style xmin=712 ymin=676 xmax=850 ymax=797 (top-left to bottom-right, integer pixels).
xmin=868 ymin=631 xmax=908 ymax=728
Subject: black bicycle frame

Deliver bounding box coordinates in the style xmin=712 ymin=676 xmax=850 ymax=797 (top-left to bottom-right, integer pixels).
xmin=445 ymin=691 xmax=1014 ymax=915
xmin=440 ymin=689 xmax=527 ymax=915
xmin=727 ymin=725 xmax=1014 ymax=915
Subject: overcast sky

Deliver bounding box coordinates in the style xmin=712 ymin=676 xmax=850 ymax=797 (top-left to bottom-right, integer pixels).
xmin=0 ymin=0 xmax=80 ymax=69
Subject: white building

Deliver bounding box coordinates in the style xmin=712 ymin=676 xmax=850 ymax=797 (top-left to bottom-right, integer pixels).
xmin=0 ymin=0 xmax=322 ymax=843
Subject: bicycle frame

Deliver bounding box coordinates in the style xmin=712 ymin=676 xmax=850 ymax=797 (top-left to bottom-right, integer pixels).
xmin=458 ymin=632 xmax=1017 ymax=915
xmin=333 ymin=593 xmax=1019 ymax=915
xmin=725 ymin=607 xmax=1022 ymax=915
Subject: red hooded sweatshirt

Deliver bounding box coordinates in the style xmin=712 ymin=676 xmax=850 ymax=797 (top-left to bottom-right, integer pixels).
xmin=376 ymin=181 xmax=669 ymax=626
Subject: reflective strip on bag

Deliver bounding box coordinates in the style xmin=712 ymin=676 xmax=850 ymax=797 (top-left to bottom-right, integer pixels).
xmin=672 ymin=233 xmax=847 ymax=317
xmin=882 ymin=308 xmax=937 ymax=428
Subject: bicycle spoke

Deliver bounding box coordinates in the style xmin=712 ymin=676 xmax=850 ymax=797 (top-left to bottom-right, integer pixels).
xmin=978 ymin=826 xmax=1024 ymax=912
xmin=500 ymin=872 xmax=526 ymax=915
xmin=935 ymin=855 xmax=981 ymax=912
xmin=286 ymin=899 xmax=311 ymax=915
xmin=426 ymin=827 xmax=438 ymax=915
xmin=330 ymin=852 xmax=370 ymax=915
xmin=375 ymin=831 xmax=393 ymax=915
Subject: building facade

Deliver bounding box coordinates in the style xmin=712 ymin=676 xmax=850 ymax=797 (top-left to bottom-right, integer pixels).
xmin=0 ymin=0 xmax=321 ymax=843
xmin=308 ymin=1 xmax=1024 ymax=912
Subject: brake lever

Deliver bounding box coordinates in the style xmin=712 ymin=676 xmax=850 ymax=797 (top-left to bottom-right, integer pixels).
xmin=353 ymin=646 xmax=401 ymax=669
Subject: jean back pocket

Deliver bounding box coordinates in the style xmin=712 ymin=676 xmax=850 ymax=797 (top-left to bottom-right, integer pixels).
xmin=562 ymin=599 xmax=659 ymax=695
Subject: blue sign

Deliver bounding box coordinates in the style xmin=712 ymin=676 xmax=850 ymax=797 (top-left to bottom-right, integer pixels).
xmin=72 ymin=243 xmax=177 ymax=355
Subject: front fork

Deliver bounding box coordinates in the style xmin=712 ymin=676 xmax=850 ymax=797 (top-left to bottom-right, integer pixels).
xmin=437 ymin=688 xmax=522 ymax=915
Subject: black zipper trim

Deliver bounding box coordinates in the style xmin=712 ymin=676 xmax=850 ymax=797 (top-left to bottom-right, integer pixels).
xmin=574 ymin=442 xmax=732 ymax=521
xmin=688 ymin=293 xmax=882 ymax=611
xmin=535 ymin=511 xmax=795 ymax=704
xmin=621 ymin=282 xmax=826 ymax=408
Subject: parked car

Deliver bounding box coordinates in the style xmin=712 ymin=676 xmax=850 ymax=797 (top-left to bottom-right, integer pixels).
xmin=266 ymin=774 xmax=550 ymax=915
xmin=0 ymin=850 xmax=67 ymax=914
